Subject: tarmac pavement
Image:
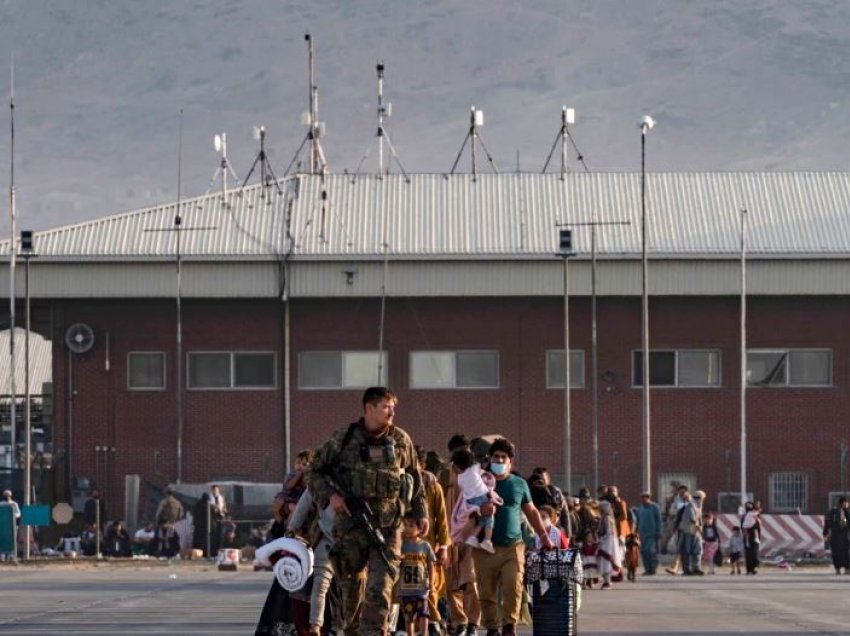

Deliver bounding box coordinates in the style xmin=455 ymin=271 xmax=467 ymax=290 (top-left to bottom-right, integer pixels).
xmin=0 ymin=562 xmax=849 ymax=634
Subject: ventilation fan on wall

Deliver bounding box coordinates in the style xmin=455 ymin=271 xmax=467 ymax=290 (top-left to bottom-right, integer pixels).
xmin=65 ymin=323 xmax=95 ymax=354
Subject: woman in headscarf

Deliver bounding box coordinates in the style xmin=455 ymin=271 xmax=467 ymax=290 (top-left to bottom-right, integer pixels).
xmin=596 ymin=500 xmax=623 ymax=590
xmin=824 ymin=496 xmax=850 ymax=574
xmin=192 ymin=493 xmax=212 ymax=556
xmin=741 ymin=501 xmax=761 ymax=575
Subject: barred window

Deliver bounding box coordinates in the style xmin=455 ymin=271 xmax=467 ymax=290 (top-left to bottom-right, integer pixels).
xmin=769 ymin=472 xmax=808 ymax=512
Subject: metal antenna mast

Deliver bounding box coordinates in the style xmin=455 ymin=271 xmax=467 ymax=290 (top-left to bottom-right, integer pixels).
xmin=450 ymin=106 xmax=499 ymax=177
xmin=7 ymin=58 xmax=16 ymax=471
xmin=241 ymin=125 xmax=284 ymax=202
xmin=283 ymin=34 xmax=329 ymax=177
xmin=378 ymin=63 xmax=385 ymax=175
xmin=542 ymin=106 xmax=576 ymax=176
xmin=307 ymin=33 xmax=330 ymax=175
xmin=352 ymin=62 xmax=409 ymax=180
xmin=348 ymin=63 xmax=411 ymax=383
xmin=551 ymin=108 xmax=630 ymax=491
xmin=207 ymin=133 xmax=240 ymax=208
xmin=144 ymin=110 xmax=216 ymax=484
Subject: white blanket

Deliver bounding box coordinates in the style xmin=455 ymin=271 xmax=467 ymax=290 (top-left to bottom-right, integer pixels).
xmin=254 ymin=537 xmax=315 ymax=592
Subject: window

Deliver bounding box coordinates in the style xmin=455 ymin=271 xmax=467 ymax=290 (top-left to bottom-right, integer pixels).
xmin=747 ymin=349 xmax=831 ymax=387
xmin=128 ymin=352 xmax=166 ymax=390
xmin=633 ymin=350 xmax=720 ymax=387
xmin=716 ymin=492 xmax=753 ymax=514
xmin=546 ymin=350 xmax=586 ymax=388
xmin=188 ymin=352 xmax=276 ymax=389
xmin=298 ymin=351 xmax=386 ymax=389
xmin=409 ymin=351 xmax=499 ymax=389
xmin=656 ymin=472 xmax=697 ymax=505
xmin=769 ymin=472 xmax=808 ymax=512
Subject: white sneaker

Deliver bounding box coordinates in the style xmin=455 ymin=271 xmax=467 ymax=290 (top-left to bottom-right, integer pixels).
xmin=479 ymin=539 xmax=495 ymax=553
xmin=464 ymin=535 xmax=480 ymax=548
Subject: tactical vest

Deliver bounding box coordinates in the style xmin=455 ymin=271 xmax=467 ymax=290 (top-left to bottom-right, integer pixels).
xmin=343 ymin=424 xmax=404 ymax=502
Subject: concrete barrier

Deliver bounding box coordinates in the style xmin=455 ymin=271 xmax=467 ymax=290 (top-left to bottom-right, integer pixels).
xmin=716 ymin=513 xmax=825 ymax=557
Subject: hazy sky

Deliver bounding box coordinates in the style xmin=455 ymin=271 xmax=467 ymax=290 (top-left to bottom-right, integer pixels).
xmin=1 ymin=0 xmax=850 ymax=233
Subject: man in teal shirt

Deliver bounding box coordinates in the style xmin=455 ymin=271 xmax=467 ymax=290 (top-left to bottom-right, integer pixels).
xmin=472 ymin=438 xmax=552 ymax=636
xmin=634 ymin=492 xmax=662 ymax=575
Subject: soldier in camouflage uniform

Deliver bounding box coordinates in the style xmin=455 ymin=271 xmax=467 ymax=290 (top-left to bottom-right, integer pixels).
xmin=308 ymin=387 xmax=428 ymax=636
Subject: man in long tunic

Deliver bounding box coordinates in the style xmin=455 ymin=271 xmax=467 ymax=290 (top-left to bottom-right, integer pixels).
xmin=824 ymin=495 xmax=850 ymax=574
xmin=438 ymin=434 xmax=482 ymax=636
xmin=308 ymin=387 xmax=428 ymax=636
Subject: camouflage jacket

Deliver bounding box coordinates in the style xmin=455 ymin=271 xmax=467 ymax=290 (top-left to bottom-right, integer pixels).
xmin=307 ymin=419 xmax=426 ymax=529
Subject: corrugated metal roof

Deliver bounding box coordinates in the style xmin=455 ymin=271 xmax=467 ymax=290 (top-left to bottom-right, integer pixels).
xmin=0 ymin=328 xmax=52 ymax=395
xmin=4 ymin=172 xmax=850 ymax=259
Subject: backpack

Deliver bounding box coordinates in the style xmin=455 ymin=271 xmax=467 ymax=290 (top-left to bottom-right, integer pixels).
xmin=158 ymin=496 xmax=183 ymax=525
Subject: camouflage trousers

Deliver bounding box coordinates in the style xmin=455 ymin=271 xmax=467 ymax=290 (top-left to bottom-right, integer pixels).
xmin=332 ymin=524 xmax=401 ymax=636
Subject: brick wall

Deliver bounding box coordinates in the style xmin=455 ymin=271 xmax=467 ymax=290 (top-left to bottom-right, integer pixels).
xmin=48 ymin=294 xmax=850 ymax=516
xmin=52 ymin=299 xmax=284 ymax=516
xmin=290 ymin=295 xmax=850 ymax=512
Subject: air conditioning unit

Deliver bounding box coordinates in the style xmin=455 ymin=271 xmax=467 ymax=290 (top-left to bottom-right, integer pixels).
xmin=717 ymin=491 xmax=753 ymax=514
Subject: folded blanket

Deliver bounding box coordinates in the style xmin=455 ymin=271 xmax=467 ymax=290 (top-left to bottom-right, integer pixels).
xmin=254 ymin=537 xmax=315 ymax=592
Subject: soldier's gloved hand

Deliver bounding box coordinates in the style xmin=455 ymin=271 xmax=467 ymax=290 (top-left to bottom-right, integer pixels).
xmin=329 ymin=492 xmax=351 ymax=517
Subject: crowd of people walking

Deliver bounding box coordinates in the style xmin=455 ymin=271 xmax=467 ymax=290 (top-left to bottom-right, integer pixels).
xmin=254 ymin=385 xmax=848 ymax=635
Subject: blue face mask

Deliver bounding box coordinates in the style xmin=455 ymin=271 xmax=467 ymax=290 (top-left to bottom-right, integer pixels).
xmin=490 ymin=462 xmax=508 ymax=476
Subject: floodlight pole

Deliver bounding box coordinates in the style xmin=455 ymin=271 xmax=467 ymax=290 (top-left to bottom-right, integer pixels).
xmin=22 ymin=240 xmax=32 ymax=560
xmin=176 ymin=112 xmax=184 ymax=484
xmin=639 ymin=116 xmax=654 ymax=496
xmin=558 ymin=219 xmax=630 ymax=493
xmin=740 ymin=208 xmax=748 ymax=508
xmin=7 ymin=62 xmax=16 ymax=471
xmin=590 ymin=215 xmax=598 ymax=490
xmin=558 ymin=229 xmax=575 ymax=494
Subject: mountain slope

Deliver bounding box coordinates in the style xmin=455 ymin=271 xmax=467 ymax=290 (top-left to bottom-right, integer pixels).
xmin=0 ymin=0 xmax=849 ymax=231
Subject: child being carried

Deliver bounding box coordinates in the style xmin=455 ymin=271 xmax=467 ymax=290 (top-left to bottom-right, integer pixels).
xmin=451 ymin=448 xmax=504 ymax=553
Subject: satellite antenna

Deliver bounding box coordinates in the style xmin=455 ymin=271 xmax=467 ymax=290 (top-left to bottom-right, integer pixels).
xmin=450 ymin=105 xmax=499 ymax=178
xmin=206 ymin=132 xmax=240 ymax=207
xmin=542 ymin=106 xmax=577 ymax=177
xmin=351 ymin=61 xmax=409 ymax=181
xmin=240 ymin=124 xmax=284 ymax=203
xmin=283 ymin=33 xmax=329 ymax=177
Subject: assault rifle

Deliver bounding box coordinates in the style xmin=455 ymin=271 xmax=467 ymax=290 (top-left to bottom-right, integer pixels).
xmin=345 ymin=495 xmax=395 ymax=570
xmin=327 ymin=474 xmax=395 ymax=570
